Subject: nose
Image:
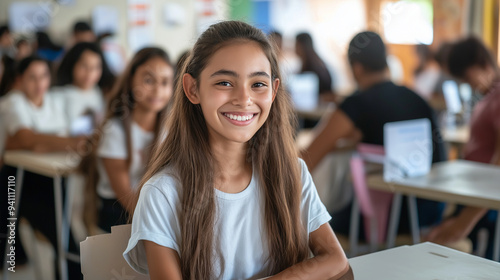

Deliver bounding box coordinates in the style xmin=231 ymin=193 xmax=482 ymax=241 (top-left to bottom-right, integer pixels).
xmin=232 ymin=85 xmax=253 ymax=107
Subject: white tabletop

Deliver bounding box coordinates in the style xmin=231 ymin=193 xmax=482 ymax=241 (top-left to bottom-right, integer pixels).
xmin=349 ymin=242 xmax=500 ymax=279
xmin=3 ymin=150 xmax=80 ymax=177
xmin=367 ymin=160 xmax=500 ymax=210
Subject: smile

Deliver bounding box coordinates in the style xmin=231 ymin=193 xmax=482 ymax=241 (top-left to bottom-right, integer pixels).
xmin=222 ymin=112 xmax=258 ymax=125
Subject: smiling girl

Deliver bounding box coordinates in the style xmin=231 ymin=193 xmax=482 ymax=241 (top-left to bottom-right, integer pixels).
xmin=80 ymin=47 xmax=174 ymax=233
xmin=123 ymin=21 xmax=352 ymax=280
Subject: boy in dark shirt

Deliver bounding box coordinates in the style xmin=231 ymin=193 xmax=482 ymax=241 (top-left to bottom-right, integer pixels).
xmin=304 ymin=31 xmax=445 ymax=236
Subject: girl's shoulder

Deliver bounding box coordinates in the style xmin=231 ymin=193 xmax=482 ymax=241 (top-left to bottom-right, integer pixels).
xmin=140 ymin=167 xmax=182 ymax=201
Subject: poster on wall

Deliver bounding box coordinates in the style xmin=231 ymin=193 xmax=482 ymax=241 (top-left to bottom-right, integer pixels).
xmin=128 ymin=0 xmax=154 ymax=53
xmin=9 ymin=2 xmax=52 ymax=33
xmin=195 ymin=0 xmax=219 ymax=35
xmin=92 ymin=6 xmax=119 ymax=36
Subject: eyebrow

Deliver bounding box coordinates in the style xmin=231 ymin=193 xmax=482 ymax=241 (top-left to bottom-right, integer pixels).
xmin=210 ymin=69 xmax=271 ymax=79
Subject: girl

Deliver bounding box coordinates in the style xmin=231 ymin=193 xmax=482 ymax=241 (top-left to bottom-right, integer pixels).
xmin=80 ymin=47 xmax=174 ymax=233
xmin=55 ymin=42 xmax=115 ymax=135
xmin=123 ymin=21 xmax=352 ymax=280
xmin=2 ymin=56 xmax=84 ymax=152
xmin=0 ymin=55 xmax=84 ymax=279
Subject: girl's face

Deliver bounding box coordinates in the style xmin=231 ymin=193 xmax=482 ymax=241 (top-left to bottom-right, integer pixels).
xmin=132 ymin=57 xmax=174 ymax=113
xmin=21 ymin=61 xmax=51 ymax=102
xmin=184 ymin=41 xmax=278 ymax=144
xmin=73 ymin=50 xmax=102 ymax=90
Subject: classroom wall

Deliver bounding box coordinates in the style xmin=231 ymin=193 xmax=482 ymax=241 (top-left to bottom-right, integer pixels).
xmin=0 ymin=0 xmax=227 ymax=61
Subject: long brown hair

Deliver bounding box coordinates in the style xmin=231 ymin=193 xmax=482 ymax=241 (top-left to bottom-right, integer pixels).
xmin=134 ymin=21 xmax=309 ymax=279
xmin=79 ymin=47 xmax=172 ymax=233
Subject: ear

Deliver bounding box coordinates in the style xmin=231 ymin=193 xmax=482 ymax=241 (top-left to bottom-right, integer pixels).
xmin=351 ymin=62 xmax=364 ymax=80
xmin=272 ymin=78 xmax=279 ymax=102
xmin=183 ymin=73 xmax=200 ymax=104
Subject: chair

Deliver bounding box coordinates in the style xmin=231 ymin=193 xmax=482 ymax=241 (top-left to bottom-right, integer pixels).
xmin=348 ymin=144 xmax=393 ymax=256
xmin=80 ymin=224 xmax=148 ymax=280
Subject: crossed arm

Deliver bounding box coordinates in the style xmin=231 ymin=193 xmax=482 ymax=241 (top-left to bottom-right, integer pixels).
xmin=143 ymin=223 xmax=353 ymax=280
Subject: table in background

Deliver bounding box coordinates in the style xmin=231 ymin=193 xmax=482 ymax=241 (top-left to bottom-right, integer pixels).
xmin=367 ymin=160 xmax=500 ymax=261
xmin=349 ymin=242 xmax=500 ymax=279
xmin=3 ymin=151 xmax=80 ymax=280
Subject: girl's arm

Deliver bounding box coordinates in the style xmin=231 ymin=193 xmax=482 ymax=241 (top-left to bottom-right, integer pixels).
xmin=144 ymin=240 xmax=182 ymax=280
xmin=267 ymin=223 xmax=353 ymax=280
xmin=5 ymin=129 xmax=85 ymax=152
xmin=303 ymin=110 xmax=360 ymax=171
xmin=101 ymin=158 xmax=136 ymax=213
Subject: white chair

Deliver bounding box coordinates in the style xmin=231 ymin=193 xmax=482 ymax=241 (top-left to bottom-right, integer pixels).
xmin=80 ymin=224 xmax=148 ymax=280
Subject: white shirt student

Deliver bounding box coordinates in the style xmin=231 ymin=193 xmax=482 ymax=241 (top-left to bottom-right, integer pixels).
xmin=4 ymin=90 xmax=68 ymax=137
xmin=124 ymin=159 xmax=331 ymax=279
xmin=96 ymin=117 xmax=154 ymax=199
xmin=51 ymin=85 xmax=105 ymax=135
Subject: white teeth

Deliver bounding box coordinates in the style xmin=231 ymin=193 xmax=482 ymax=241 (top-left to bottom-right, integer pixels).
xmin=224 ymin=113 xmax=254 ymax=121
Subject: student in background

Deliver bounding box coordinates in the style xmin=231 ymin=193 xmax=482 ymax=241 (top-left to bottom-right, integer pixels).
xmin=80 ymin=47 xmax=174 ymax=233
xmin=295 ymin=32 xmax=334 ymax=100
xmin=413 ymin=44 xmax=441 ymax=101
xmin=123 ymin=21 xmax=352 ymax=280
xmin=427 ymin=37 xmax=500 ymax=260
xmin=269 ymin=30 xmax=300 ymax=82
xmin=0 ymin=24 xmax=15 ymax=59
xmin=15 ymin=37 xmax=33 ymax=60
xmin=303 ymin=31 xmax=446 ymax=239
xmin=69 ymin=21 xmax=96 ymax=48
xmin=35 ymin=31 xmax=64 ymax=62
xmin=0 ymin=56 xmax=85 ymax=279
xmin=55 ymin=42 xmax=115 ymax=135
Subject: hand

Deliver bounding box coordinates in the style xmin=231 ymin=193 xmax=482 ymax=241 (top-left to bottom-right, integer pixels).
xmin=425 ymin=216 xmax=474 ymax=245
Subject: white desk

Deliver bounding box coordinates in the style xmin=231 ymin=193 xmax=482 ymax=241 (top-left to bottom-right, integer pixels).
xmin=349 ymin=242 xmax=500 ymax=279
xmin=367 ymin=160 xmax=500 ymax=261
xmin=3 ymin=151 xmax=80 ymax=280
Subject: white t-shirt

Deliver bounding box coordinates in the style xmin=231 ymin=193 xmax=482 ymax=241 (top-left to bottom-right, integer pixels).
xmin=3 ymin=91 xmax=68 ymax=137
xmin=96 ymin=117 xmax=155 ymax=199
xmin=123 ymin=158 xmax=332 ymax=279
xmin=51 ymin=85 xmax=105 ymax=135
xmin=0 ymin=91 xmax=17 ymax=155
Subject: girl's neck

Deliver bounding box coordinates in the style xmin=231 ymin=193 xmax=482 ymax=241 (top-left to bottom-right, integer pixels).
xmin=28 ymin=94 xmax=44 ymax=107
xmin=72 ymin=83 xmax=94 ymax=92
xmin=132 ymin=108 xmax=157 ymax=132
xmin=210 ymin=136 xmax=252 ymax=193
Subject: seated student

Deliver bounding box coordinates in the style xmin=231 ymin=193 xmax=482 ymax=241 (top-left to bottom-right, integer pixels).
xmin=427 ymin=37 xmax=500 ymax=260
xmin=54 ymin=42 xmax=115 ymax=135
xmin=123 ymin=21 xmax=353 ymax=280
xmin=80 ymin=47 xmax=174 ymax=233
xmin=0 ymin=56 xmax=85 ymax=279
xmin=303 ymin=31 xmax=446 ymax=237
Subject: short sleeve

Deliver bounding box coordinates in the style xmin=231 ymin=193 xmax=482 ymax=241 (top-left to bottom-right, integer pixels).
xmin=123 ymin=183 xmax=181 ymax=274
xmin=339 ymin=92 xmax=363 ymax=128
xmin=4 ymin=94 xmax=33 ymax=135
xmin=97 ymin=118 xmax=127 ymax=159
xmin=299 ymin=158 xmax=332 ymax=234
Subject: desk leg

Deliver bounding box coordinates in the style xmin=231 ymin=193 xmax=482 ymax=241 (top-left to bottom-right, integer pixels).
xmin=349 ymin=197 xmax=360 ymax=257
xmin=54 ymin=175 xmax=68 ymax=280
xmin=63 ymin=175 xmax=77 ymax=261
xmin=494 ymin=214 xmax=500 ymax=262
xmin=407 ymin=195 xmax=420 ymax=244
xmin=2 ymin=168 xmax=24 ymax=280
xmin=387 ymin=193 xmax=402 ymax=248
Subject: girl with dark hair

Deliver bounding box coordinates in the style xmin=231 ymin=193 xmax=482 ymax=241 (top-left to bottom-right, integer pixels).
xmin=295 ymin=32 xmax=334 ymax=97
xmin=123 ymin=21 xmax=352 ymax=280
xmin=54 ymin=42 xmax=116 ymax=135
xmin=79 ymin=47 xmax=173 ymax=233
xmin=0 ymin=55 xmax=85 ymax=279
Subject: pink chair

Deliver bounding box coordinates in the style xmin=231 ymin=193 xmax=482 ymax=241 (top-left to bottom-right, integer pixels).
xmin=349 ymin=144 xmax=394 ymax=255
